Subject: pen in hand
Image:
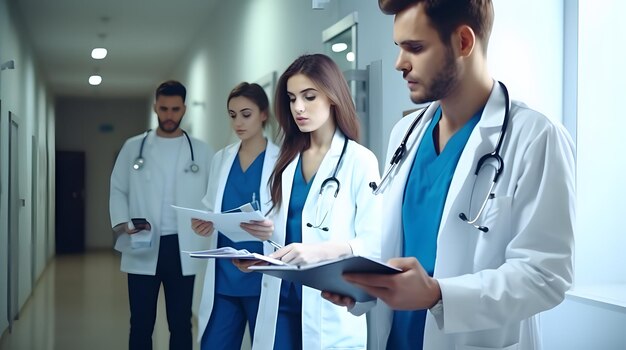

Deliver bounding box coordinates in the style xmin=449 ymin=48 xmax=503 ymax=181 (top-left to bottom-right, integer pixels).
xmin=266 ymin=239 xmax=282 ymax=251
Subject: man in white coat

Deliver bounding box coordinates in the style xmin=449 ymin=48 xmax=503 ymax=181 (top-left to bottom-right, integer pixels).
xmin=326 ymin=1 xmax=576 ymax=349
xmin=109 ymin=80 xmax=213 ymax=350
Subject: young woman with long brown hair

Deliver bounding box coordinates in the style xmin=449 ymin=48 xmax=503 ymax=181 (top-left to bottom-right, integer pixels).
xmin=238 ymin=54 xmax=383 ymax=350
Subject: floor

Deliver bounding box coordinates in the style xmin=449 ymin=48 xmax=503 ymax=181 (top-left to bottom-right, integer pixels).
xmin=0 ymin=251 xmax=252 ymax=350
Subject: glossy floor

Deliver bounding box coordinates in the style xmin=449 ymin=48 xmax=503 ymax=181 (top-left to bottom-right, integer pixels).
xmin=0 ymin=251 xmax=212 ymax=350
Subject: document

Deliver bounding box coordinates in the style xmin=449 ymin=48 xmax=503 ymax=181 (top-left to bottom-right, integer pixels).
xmin=249 ymin=255 xmax=401 ymax=302
xmin=172 ymin=204 xmax=265 ymax=242
xmin=185 ymin=247 xmax=287 ymax=266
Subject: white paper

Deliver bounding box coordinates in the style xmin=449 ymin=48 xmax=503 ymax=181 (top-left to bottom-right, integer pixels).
xmin=130 ymin=230 xmax=152 ymax=248
xmin=184 ymin=247 xmax=287 ymax=266
xmin=171 ymin=205 xmax=266 ymax=242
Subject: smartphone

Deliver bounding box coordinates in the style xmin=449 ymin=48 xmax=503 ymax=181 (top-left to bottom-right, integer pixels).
xmin=131 ymin=218 xmax=150 ymax=230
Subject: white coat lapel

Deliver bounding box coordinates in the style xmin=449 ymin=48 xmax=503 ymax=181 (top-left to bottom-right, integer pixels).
xmin=389 ymin=103 xmax=439 ymax=194
xmin=213 ymin=142 xmax=240 ymax=212
xmin=260 ymin=140 xmax=279 ymax=214
xmin=440 ymin=81 xmax=508 ymax=225
xmin=277 ymin=153 xmax=299 ymax=245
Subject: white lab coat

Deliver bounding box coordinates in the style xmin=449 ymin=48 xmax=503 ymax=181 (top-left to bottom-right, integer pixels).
xmin=196 ymin=139 xmax=279 ymax=342
xmin=252 ymin=131 xmax=383 ymax=350
xmin=368 ymin=81 xmax=575 ymax=350
xmin=109 ymin=130 xmax=214 ymax=276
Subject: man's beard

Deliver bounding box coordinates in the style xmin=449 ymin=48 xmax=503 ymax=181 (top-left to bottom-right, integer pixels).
xmin=410 ymin=48 xmax=459 ymax=104
xmin=157 ymin=118 xmax=182 ymax=134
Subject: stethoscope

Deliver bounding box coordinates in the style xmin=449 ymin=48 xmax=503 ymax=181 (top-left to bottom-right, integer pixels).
xmin=369 ymin=81 xmax=510 ymax=232
xmin=132 ymin=129 xmax=200 ymax=173
xmin=306 ymin=137 xmax=349 ymax=231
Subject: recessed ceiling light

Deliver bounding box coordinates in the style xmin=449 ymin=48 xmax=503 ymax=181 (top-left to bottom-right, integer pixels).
xmin=89 ymin=75 xmax=102 ymax=85
xmin=332 ymin=43 xmax=348 ymax=53
xmin=91 ymin=48 xmax=108 ymax=59
xmin=346 ymin=51 xmax=355 ymax=62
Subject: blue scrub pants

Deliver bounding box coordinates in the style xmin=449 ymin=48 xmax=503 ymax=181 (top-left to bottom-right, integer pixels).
xmin=200 ymin=293 xmax=260 ymax=350
xmin=273 ymin=283 xmax=302 ymax=350
xmin=127 ymin=235 xmax=195 ymax=350
xmin=387 ymin=309 xmax=427 ymax=349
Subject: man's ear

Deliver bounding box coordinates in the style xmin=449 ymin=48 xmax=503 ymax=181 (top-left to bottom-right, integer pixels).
xmin=455 ymin=25 xmax=476 ymax=57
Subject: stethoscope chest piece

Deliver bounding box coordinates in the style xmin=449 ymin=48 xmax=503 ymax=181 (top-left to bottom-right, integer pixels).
xmin=187 ymin=163 xmax=200 ymax=173
xmin=133 ymin=157 xmax=145 ymax=170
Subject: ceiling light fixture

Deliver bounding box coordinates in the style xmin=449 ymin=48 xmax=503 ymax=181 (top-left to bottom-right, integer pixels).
xmin=331 ymin=43 xmax=348 ymax=53
xmin=89 ymin=75 xmax=102 ymax=86
xmin=346 ymin=51 xmax=355 ymax=62
xmin=91 ymin=48 xmax=108 ymax=59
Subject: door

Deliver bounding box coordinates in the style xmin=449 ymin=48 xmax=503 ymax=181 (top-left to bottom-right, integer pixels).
xmin=55 ymin=151 xmax=85 ymax=254
xmin=31 ymin=135 xmax=38 ymax=285
xmin=8 ymin=114 xmax=20 ymax=330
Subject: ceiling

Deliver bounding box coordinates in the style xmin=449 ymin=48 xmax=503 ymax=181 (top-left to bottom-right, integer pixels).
xmin=13 ymin=0 xmax=220 ymax=98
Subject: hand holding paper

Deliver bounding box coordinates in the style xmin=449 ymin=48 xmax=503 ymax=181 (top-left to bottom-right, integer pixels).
xmin=191 ymin=218 xmax=214 ymax=237
xmin=240 ymin=219 xmax=274 ymax=241
xmin=172 ymin=204 xmax=265 ymax=242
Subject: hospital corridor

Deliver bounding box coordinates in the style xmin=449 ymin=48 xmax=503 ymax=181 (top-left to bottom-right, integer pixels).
xmin=0 ymin=251 xmax=231 ymax=350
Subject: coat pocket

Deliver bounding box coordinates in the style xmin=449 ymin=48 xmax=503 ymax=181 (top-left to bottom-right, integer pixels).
xmin=472 ymin=196 xmax=512 ymax=271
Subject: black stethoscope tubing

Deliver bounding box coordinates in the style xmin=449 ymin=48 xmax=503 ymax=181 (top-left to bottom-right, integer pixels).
xmin=133 ymin=129 xmax=199 ymax=173
xmin=369 ymin=81 xmax=510 ymax=198
xmin=306 ymin=137 xmax=349 ymax=231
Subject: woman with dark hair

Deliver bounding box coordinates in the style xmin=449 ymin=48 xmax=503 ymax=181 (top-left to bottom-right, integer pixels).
xmin=238 ymin=54 xmax=383 ymax=350
xmin=191 ymin=82 xmax=279 ymax=350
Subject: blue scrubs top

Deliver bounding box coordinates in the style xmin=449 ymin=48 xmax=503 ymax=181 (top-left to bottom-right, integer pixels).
xmin=215 ymin=151 xmax=266 ymax=296
xmin=281 ymin=157 xmax=314 ymax=305
xmin=387 ymin=107 xmax=482 ymax=349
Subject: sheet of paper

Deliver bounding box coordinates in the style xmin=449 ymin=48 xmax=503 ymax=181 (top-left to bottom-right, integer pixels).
xmin=184 ymin=247 xmax=287 ymax=266
xmin=114 ymin=229 xmax=152 ymax=253
xmin=172 ymin=205 xmax=265 ymax=242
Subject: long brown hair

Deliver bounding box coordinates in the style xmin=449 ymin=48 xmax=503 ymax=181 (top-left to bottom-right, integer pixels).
xmin=269 ymin=53 xmax=360 ymax=212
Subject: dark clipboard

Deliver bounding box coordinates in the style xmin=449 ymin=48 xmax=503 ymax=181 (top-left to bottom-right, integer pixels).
xmin=248 ymin=255 xmax=401 ymax=302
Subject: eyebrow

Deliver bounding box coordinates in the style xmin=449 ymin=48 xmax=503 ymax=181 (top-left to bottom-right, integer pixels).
xmin=228 ymin=107 xmax=252 ymax=113
xmin=397 ymin=39 xmax=424 ymax=46
xmin=287 ymin=87 xmax=318 ymax=95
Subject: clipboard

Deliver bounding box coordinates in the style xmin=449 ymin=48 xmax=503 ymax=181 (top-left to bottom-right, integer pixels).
xmin=184 ymin=247 xmax=287 ymax=266
xmin=249 ymin=255 xmax=401 ymax=302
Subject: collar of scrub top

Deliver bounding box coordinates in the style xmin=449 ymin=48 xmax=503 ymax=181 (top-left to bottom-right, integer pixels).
xmin=132 ymin=129 xmax=199 ymax=173
xmin=306 ymin=136 xmax=349 ymax=231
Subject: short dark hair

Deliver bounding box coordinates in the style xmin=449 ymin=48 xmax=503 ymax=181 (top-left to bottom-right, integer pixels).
xmin=155 ymin=80 xmax=187 ymax=102
xmin=379 ymin=0 xmax=494 ymax=51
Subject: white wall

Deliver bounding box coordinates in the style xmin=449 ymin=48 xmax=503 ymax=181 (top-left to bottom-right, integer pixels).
xmin=575 ymin=0 xmax=626 ymax=288
xmin=55 ymin=97 xmax=150 ymax=249
xmin=170 ymin=0 xmax=340 ymax=151
xmin=0 ymin=0 xmax=55 ymax=338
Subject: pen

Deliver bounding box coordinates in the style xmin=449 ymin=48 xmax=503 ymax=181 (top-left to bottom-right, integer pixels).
xmin=266 ymin=239 xmax=282 ymax=250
